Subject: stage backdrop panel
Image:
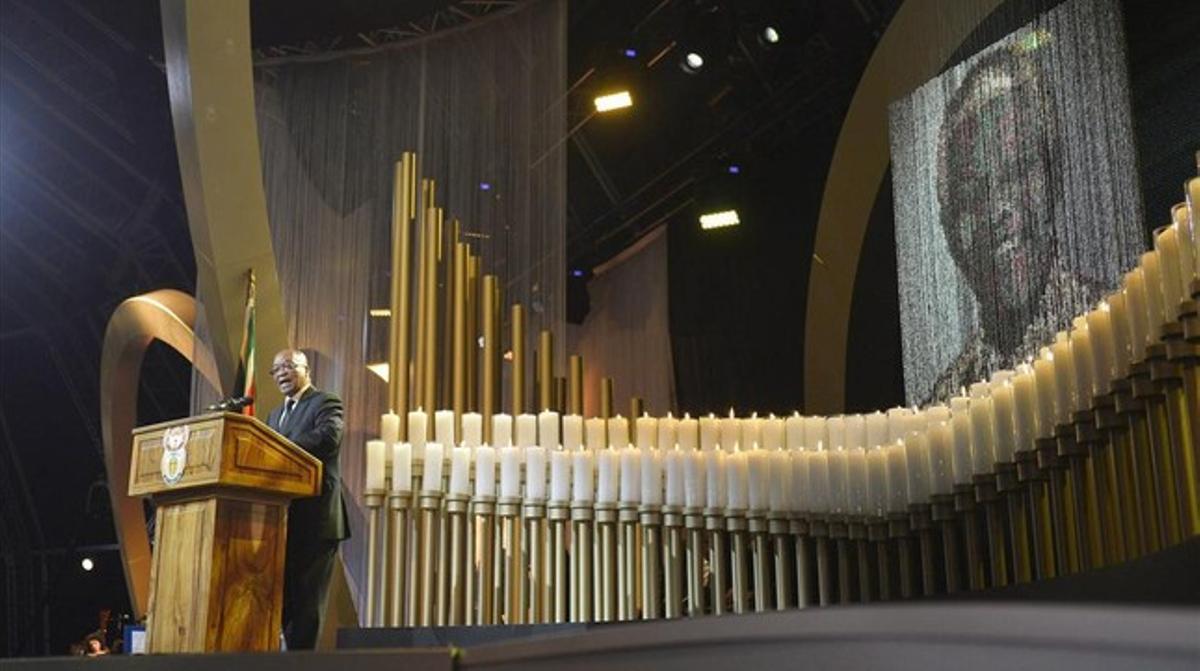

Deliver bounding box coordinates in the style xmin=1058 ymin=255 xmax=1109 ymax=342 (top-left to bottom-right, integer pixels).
xmin=888 ymin=0 xmax=1142 ymax=405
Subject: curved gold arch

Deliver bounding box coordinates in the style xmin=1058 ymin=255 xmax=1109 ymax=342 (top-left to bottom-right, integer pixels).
xmin=803 ymin=0 xmax=1003 ymax=413
xmin=100 ymin=289 xmax=220 ymax=618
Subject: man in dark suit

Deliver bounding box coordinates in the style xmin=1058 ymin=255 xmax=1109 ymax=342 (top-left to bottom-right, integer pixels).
xmin=267 ymin=349 xmax=349 ymax=650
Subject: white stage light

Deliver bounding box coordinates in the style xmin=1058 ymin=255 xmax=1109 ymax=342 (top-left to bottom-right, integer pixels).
xmin=699 ymin=209 xmax=740 ymax=230
xmin=681 ymin=52 xmax=704 ymax=74
xmin=594 ymin=91 xmax=633 ymax=113
xmin=81 ymin=557 xmax=95 ymax=572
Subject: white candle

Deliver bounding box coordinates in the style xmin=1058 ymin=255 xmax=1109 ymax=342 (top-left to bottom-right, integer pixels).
xmin=929 ymin=422 xmax=954 ymax=496
xmin=516 ymin=413 xmax=537 ymax=447
xmin=807 ymin=447 xmax=830 ymax=514
xmin=499 ymin=445 xmax=522 ymax=499
xmin=563 ymin=415 xmax=583 ymax=451
xmin=665 ymin=449 xmax=685 ymax=506
xmin=785 ymin=413 xmax=805 ymax=450
xmin=493 ymin=413 xmax=513 ymax=448
xmin=1122 ymin=268 xmax=1149 ymax=360
xmin=1142 ymin=251 xmax=1166 ymax=337
xmin=866 ymin=446 xmax=887 ymax=517
xmin=658 ymin=413 xmax=679 ymax=450
xmin=1156 ymin=225 xmax=1184 ymax=320
xmin=741 ymin=414 xmax=763 ymax=450
xmin=726 ymin=451 xmax=749 ymax=510
xmin=608 ymin=415 xmax=629 ymax=449
xmin=449 ymin=445 xmax=471 ymax=496
xmin=803 ymin=416 xmax=826 ymax=451
xmin=684 ymin=449 xmax=706 ymax=509
xmin=1033 ymin=348 xmax=1057 ymax=440
xmin=826 ymin=416 xmax=846 ymax=450
xmin=572 ymin=450 xmax=594 ymax=503
xmin=461 ymin=412 xmax=482 ymax=448
xmin=699 ymin=414 xmax=719 ymax=452
xmin=886 ymin=407 xmax=911 ymax=445
xmin=391 ymin=442 xmax=412 ymax=493
xmin=1013 ymin=364 xmax=1037 ymax=454
xmin=636 ymin=414 xmax=657 ymax=450
xmin=762 ymin=416 xmax=784 ymax=451
xmin=1108 ymin=292 xmax=1132 ymax=379
xmin=409 ymin=409 xmax=428 ymax=460
xmin=423 ymin=442 xmax=445 ymax=492
xmin=904 ymin=431 xmax=931 ymax=505
xmin=619 ymin=446 xmax=641 ymax=504
xmin=365 ymin=439 xmax=386 ymax=491
xmin=848 ymin=447 xmax=867 ymax=515
xmin=704 ymin=449 xmax=726 ymax=509
xmin=720 ymin=413 xmax=741 ymax=452
xmin=990 ymin=373 xmax=1016 ymax=463
xmin=677 ymin=414 xmax=697 ymax=451
xmin=585 ymin=417 xmax=606 ymax=450
xmin=1051 ymin=333 xmax=1075 ymax=426
xmin=1087 ymin=304 xmax=1116 ymax=395
xmin=538 ymin=410 xmax=560 ymax=449
xmin=843 ymin=414 xmax=866 ymax=451
xmin=791 ymin=450 xmax=809 ymax=514
xmin=1173 ymin=205 xmax=1196 ymax=285
xmin=885 ymin=440 xmax=908 ymax=513
xmin=950 ymin=396 xmax=973 ymax=485
xmin=826 ymin=447 xmax=849 ymax=514
xmin=747 ymin=448 xmax=770 ymax=511
xmin=969 ymin=382 xmax=995 ymax=475
xmin=474 ymin=445 xmax=496 ymax=498
xmin=435 ymin=410 xmax=455 ymax=447
xmin=525 ymin=446 xmax=547 ymax=501
xmin=1070 ymin=317 xmax=1094 ymax=412
xmin=550 ymin=449 xmax=571 ymax=502
xmin=381 ymin=412 xmax=400 ymax=446
xmin=925 ymin=405 xmax=951 ymax=426
xmin=642 ymin=448 xmax=663 ymax=506
xmin=769 ymin=449 xmax=792 ymax=514
xmin=596 ymin=449 xmax=619 ymax=503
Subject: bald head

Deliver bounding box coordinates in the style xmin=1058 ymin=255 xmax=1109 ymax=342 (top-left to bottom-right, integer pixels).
xmin=271 ymin=349 xmax=311 ymax=398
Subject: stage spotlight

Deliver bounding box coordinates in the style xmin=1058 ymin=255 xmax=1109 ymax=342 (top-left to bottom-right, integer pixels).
xmin=368 ymin=308 xmax=391 ymax=317
xmin=594 ymin=90 xmax=633 ymax=113
xmin=699 ymin=209 xmax=740 ymax=230
xmin=623 ymin=48 xmax=638 ymax=59
xmin=81 ymin=557 xmax=95 ymax=572
xmin=760 ymin=26 xmax=780 ymax=45
xmin=680 ymin=52 xmax=704 ymax=74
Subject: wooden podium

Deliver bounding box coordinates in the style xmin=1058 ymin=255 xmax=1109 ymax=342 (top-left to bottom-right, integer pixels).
xmin=129 ymin=412 xmax=322 ymax=653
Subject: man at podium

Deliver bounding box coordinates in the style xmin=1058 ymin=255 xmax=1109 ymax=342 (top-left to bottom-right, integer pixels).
xmin=267 ymin=349 xmax=350 ymax=650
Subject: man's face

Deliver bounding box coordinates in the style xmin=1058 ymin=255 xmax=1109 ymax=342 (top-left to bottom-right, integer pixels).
xmin=270 ymin=350 xmax=310 ymax=398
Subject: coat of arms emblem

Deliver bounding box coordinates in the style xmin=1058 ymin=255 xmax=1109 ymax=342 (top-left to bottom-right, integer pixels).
xmin=160 ymin=425 xmax=190 ymax=486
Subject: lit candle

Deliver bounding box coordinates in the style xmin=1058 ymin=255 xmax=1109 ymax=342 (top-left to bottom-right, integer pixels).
xmin=826 ymin=415 xmax=846 ymax=451
xmin=423 ymin=442 xmax=445 ymax=492
xmin=886 ymin=407 xmax=911 ymax=445
xmin=678 ymin=414 xmax=698 ymax=451
xmin=699 ymin=414 xmax=719 ymax=452
xmin=538 ymin=409 xmax=560 ymax=449
xmin=365 ymin=439 xmax=386 ymax=491
xmin=563 ymin=414 xmax=583 ymax=451
xmin=391 ymin=442 xmax=412 ymax=493
xmin=572 ymin=450 xmax=594 ymax=503
xmin=1156 ymin=225 xmax=1184 ymax=320
xmin=791 ymin=450 xmax=809 ymax=514
xmin=493 ymin=413 xmax=513 ymax=448
xmin=769 ymin=448 xmax=792 ymax=514
xmin=474 ymin=445 xmax=496 ymax=498
xmin=826 ymin=445 xmax=849 ymax=515
xmin=1012 ymin=364 xmax=1037 ymax=454
xmin=747 ymin=448 xmax=770 ymax=512
xmin=1122 ymin=268 xmax=1149 ymax=361
xmin=726 ymin=450 xmax=749 ymax=511
xmin=1070 ymin=317 xmax=1094 ymax=412
xmin=843 ymin=414 xmax=865 ymax=451
xmin=608 ymin=415 xmax=629 ymax=449
xmin=516 ymin=413 xmax=537 ymax=447
xmin=658 ymin=413 xmax=679 ymax=450
xmin=499 ymin=445 xmax=521 ymax=499
xmin=665 ymin=448 xmax=685 ymax=507
xmin=1173 ymin=204 xmax=1196 ymax=285
xmin=684 ymin=449 xmax=706 ymax=509
xmin=741 ymin=413 xmax=763 ymax=450
xmin=550 ymin=448 xmax=570 ymax=503
xmin=865 ymin=411 xmax=887 ymax=449
xmin=719 ymin=412 xmax=741 ymax=452
xmin=1050 ymin=332 xmax=1075 ymax=426
xmin=1142 ymin=251 xmax=1167 ymax=337
xmin=596 ymin=448 xmax=619 ymax=504
xmin=1108 ymin=292 xmax=1132 ymax=379
xmin=525 ymin=445 xmax=547 ymax=501
xmin=929 ymin=422 xmax=954 ymax=496
xmin=449 ymin=445 xmax=471 ymax=496
xmin=884 ymin=440 xmax=908 ymax=513
xmin=847 ymin=447 xmax=867 ymax=515
xmin=462 ymin=412 xmax=482 ymax=448
xmin=1086 ymin=303 xmax=1116 ymax=396
xmin=381 ymin=411 xmax=400 ymax=445
xmin=904 ymin=431 xmax=931 ymax=505
xmin=1032 ymin=348 xmax=1058 ymax=439
xmin=642 ymin=448 xmax=663 ymax=506
xmin=807 ymin=445 xmax=830 ymax=515
xmin=925 ymin=405 xmax=951 ymax=426
xmin=636 ymin=414 xmax=657 ymax=450
xmin=990 ymin=372 xmax=1016 ymax=463
xmin=866 ymin=446 xmax=887 ymax=517
xmin=585 ymin=417 xmax=606 ymax=450
xmin=762 ymin=415 xmax=784 ymax=450
xmin=619 ymin=446 xmax=641 ymax=504
xmin=705 ymin=449 xmax=727 ymax=510
xmin=950 ymin=395 xmax=974 ymax=485
xmin=803 ymin=416 xmax=826 ymax=452
xmin=785 ymin=413 xmax=804 ymax=450
xmin=969 ymin=382 xmax=995 ymax=475
xmin=435 ymin=410 xmax=455 ymax=447
xmin=409 ymin=409 xmax=428 ymax=460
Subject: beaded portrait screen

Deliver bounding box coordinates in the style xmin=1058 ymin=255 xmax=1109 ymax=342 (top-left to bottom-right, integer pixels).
xmin=888 ymin=0 xmax=1143 ymax=406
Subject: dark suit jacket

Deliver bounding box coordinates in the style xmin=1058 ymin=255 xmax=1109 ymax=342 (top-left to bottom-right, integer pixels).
xmin=267 ymin=387 xmax=350 ymax=542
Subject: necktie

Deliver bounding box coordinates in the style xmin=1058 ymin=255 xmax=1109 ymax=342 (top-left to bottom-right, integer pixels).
xmin=281 ymin=398 xmax=296 ymax=427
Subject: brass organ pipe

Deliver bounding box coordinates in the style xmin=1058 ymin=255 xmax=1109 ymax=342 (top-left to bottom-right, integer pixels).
xmin=452 ymin=243 xmax=468 ymax=430
xmin=388 ymin=154 xmax=415 ymax=432
xmin=569 ymin=355 xmax=584 ymax=415
xmin=467 ymin=255 xmax=481 ymax=412
xmin=482 ymin=275 xmax=499 ymax=443
xmin=422 ymin=209 xmax=440 ymax=419
xmin=539 ymin=330 xmax=554 ymax=411
xmin=601 ymin=378 xmax=614 ymax=419
xmin=512 ymin=304 xmax=527 ymax=416
xmin=630 ymin=397 xmax=644 ymax=423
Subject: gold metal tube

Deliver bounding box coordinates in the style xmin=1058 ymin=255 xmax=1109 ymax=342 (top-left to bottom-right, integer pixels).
xmin=538 ymin=330 xmax=554 ymax=412
xmin=569 ymin=355 xmax=584 ymax=415
xmin=452 ymin=243 xmax=468 ymax=429
xmin=555 ymin=377 xmax=567 ymax=414
xmin=618 ymin=517 xmax=637 ymax=620
xmin=467 ymin=254 xmax=480 ymax=412
xmin=417 ymin=498 xmax=440 ymax=626
xmin=599 ymin=519 xmax=617 ymax=621
xmin=751 ymin=531 xmax=770 ymax=611
xmin=387 ymin=494 xmax=411 ymax=626
xmin=482 ymin=275 xmax=499 ymax=443
xmin=388 ymin=154 xmax=415 ymax=430
xmin=447 ymin=500 xmax=468 ymax=625
xmin=729 ymin=519 xmax=748 ymax=614
xmin=600 ymin=378 xmax=614 ymax=419
xmin=525 ymin=512 xmax=545 ymax=623
xmin=472 ymin=503 xmax=496 ymax=625
xmin=707 ymin=516 xmax=727 ymax=615
xmin=685 ymin=515 xmax=706 ymax=616
xmin=363 ymin=490 xmax=385 ymax=626
xmin=663 ymin=519 xmax=683 ymax=618
xmin=773 ymin=533 xmax=792 ymax=609
xmin=571 ymin=512 xmax=594 ymax=622
xmin=499 ymin=512 xmax=522 ymax=624
xmin=630 ymin=397 xmax=644 ymax=422
xmin=422 ymin=210 xmax=439 ymax=417
xmin=550 ymin=509 xmax=569 ymax=623
xmin=512 ymin=304 xmax=527 ymax=416
xmin=640 ymin=511 xmax=663 ymax=620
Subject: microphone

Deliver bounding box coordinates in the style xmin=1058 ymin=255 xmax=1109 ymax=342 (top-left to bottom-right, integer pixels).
xmin=207 ymin=396 xmax=254 ymax=412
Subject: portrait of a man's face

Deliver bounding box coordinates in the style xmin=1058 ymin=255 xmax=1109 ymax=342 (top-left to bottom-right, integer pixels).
xmin=888 ymin=0 xmax=1143 ymax=406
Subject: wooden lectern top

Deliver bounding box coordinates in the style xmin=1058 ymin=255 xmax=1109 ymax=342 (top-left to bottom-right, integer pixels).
xmin=129 ymin=411 xmax=321 ymax=501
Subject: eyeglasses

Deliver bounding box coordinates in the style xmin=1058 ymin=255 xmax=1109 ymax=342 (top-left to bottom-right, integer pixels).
xmin=270 ymin=362 xmax=306 ymax=375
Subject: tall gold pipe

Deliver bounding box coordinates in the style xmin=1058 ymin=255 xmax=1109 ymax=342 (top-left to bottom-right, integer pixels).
xmin=440 ymin=219 xmax=459 ymax=409
xmin=630 ymin=397 xmax=644 ymax=422
xmin=569 ymin=355 xmax=584 ymax=415
xmin=452 ymin=243 xmax=468 ymax=430
xmin=388 ymin=154 xmax=415 ymax=434
xmin=482 ymin=275 xmax=499 ymax=443
xmin=512 ymin=304 xmax=527 ymax=416
xmin=421 ymin=209 xmax=440 ymax=421
xmin=538 ymin=330 xmax=554 ymax=411
xmin=601 ymin=378 xmax=614 ymax=419
xmin=413 ymin=204 xmax=430 ymax=410
xmin=555 ymin=377 xmax=567 ymax=414
xmin=467 ymin=254 xmax=481 ymax=412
